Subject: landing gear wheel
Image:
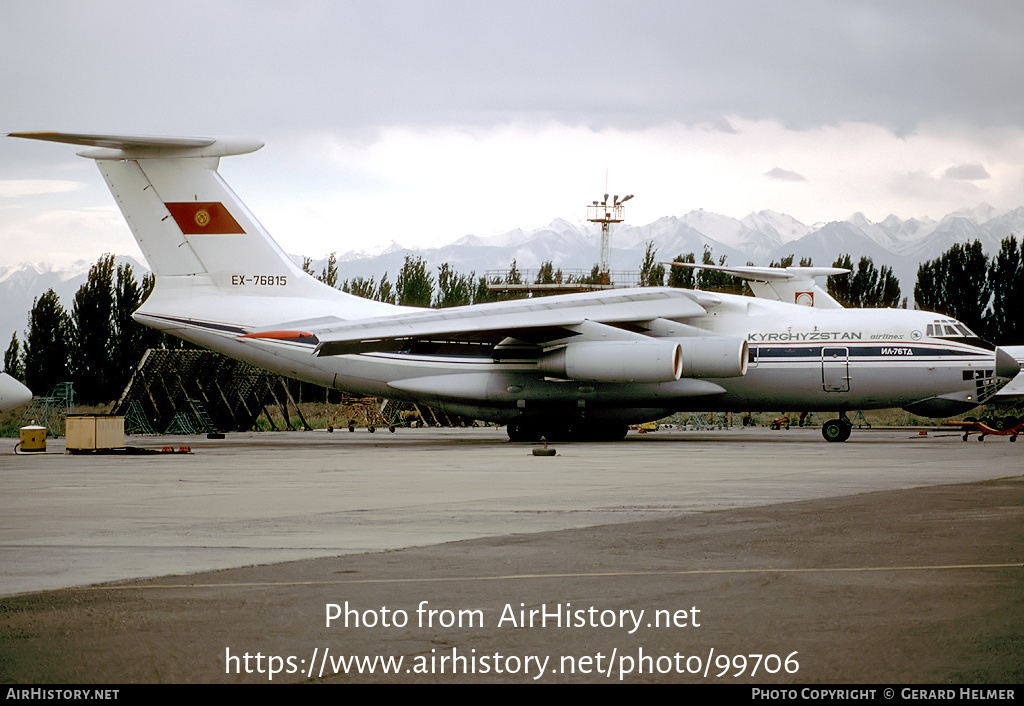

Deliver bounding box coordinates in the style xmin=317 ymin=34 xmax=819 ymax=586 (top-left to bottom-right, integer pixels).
xmin=822 ymin=419 xmax=852 ymax=443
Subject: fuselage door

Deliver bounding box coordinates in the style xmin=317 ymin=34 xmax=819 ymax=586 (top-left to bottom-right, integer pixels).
xmin=822 ymin=347 xmax=850 ymax=392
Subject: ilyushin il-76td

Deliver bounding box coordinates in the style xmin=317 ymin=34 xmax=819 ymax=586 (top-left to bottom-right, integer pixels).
xmin=11 ymin=132 xmax=1019 ymax=442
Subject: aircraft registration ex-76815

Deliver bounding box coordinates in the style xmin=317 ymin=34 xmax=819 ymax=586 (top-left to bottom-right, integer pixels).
xmin=10 ymin=132 xmax=1019 ymax=442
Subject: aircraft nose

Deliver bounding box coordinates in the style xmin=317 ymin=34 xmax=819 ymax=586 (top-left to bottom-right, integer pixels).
xmin=995 ymin=346 xmax=1020 ymax=379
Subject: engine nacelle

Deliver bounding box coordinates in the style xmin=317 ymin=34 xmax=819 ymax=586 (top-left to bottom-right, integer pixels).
xmin=538 ymin=340 xmax=683 ymax=383
xmin=676 ymin=337 xmax=748 ymax=378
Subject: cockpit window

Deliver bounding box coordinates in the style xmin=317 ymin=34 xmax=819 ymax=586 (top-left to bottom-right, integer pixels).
xmin=929 ymin=319 xmax=978 ymax=339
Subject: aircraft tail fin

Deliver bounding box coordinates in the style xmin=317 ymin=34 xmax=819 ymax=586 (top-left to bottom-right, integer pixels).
xmin=11 ymin=133 xmax=283 ymax=277
xmin=9 ymin=133 xmax=394 ymax=328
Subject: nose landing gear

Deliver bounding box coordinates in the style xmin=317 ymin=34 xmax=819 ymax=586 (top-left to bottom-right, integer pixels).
xmin=822 ymin=413 xmax=853 ymax=443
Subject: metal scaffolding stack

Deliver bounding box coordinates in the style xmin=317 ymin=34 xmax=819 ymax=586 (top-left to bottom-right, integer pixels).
xmin=112 ymin=349 xmax=306 ymax=434
xmin=20 ymin=382 xmax=75 ymax=437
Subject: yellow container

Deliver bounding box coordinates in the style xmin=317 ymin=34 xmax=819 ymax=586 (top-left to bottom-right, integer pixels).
xmin=19 ymin=425 xmax=46 ymax=452
xmin=66 ymin=415 xmax=125 ymax=451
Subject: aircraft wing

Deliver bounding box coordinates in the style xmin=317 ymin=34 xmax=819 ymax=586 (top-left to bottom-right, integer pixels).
xmin=290 ymin=288 xmax=711 ymax=356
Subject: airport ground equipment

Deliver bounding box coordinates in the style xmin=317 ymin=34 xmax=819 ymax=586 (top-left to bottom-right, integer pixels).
xmin=943 ymin=416 xmax=1022 ymax=442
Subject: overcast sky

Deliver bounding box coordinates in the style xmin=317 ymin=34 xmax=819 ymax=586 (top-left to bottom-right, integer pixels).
xmin=4 ymin=0 xmax=1024 ymax=266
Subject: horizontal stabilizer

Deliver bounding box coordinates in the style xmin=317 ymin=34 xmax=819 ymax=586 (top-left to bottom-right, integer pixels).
xmin=666 ymin=262 xmax=847 ymax=308
xmin=666 ymin=261 xmax=849 ymax=281
xmin=8 ymin=132 xmax=263 ymax=159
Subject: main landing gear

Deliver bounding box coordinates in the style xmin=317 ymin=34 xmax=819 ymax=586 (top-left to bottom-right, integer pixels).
xmin=822 ymin=413 xmax=853 ymax=443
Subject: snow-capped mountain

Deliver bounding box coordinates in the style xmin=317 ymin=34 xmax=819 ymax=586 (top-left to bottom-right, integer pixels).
xmin=320 ymin=203 xmax=1024 ymax=299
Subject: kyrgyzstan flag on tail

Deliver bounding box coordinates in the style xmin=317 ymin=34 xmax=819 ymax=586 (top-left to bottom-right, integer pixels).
xmin=165 ymin=202 xmax=245 ymax=234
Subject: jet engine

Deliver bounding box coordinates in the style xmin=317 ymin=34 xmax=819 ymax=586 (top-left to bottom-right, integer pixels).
xmin=676 ymin=336 xmax=748 ymax=378
xmin=538 ymin=340 xmax=683 ymax=383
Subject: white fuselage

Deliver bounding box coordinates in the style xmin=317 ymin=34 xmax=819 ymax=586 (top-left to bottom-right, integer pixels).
xmin=135 ymin=286 xmax=1002 ymax=425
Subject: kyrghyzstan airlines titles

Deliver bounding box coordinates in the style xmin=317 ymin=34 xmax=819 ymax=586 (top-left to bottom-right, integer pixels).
xmin=748 ymin=331 xmax=914 ymax=342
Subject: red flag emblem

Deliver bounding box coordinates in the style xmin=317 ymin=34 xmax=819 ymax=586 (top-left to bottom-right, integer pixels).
xmin=165 ymin=202 xmax=245 ymax=234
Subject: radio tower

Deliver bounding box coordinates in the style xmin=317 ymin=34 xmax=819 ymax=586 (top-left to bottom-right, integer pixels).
xmin=587 ymin=193 xmax=633 ymax=285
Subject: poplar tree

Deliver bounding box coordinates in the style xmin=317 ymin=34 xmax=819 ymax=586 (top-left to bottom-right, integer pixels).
xmin=343 ymin=276 xmax=377 ymax=300
xmin=829 ymin=254 xmax=902 ymax=308
xmin=396 ymin=255 xmax=434 ymax=307
xmin=667 ymin=253 xmax=696 ymax=289
xmin=473 ymin=275 xmax=499 ymax=304
xmin=531 ymin=260 xmax=563 ymax=297
xmin=985 ymin=236 xmax=1024 ymax=344
xmin=4 ymin=333 xmax=24 ymax=382
xmin=435 ymin=264 xmax=472 ymax=308
xmin=24 ymin=289 xmax=71 ymax=395
xmin=377 ymin=272 xmax=396 ymax=304
xmin=70 ymin=255 xmax=116 ymax=401
xmin=914 ymin=241 xmax=990 ymax=335
xmin=319 ymin=252 xmax=339 ymax=288
xmin=639 ymin=241 xmax=665 ymax=286
xmin=696 ymin=246 xmax=742 ymax=292
xmin=112 ymin=261 xmax=154 ymax=391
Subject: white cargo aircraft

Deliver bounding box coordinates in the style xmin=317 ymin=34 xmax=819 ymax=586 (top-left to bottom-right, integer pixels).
xmin=11 ymin=132 xmax=1019 ymax=442
xmin=0 ymin=373 xmax=32 ymax=416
